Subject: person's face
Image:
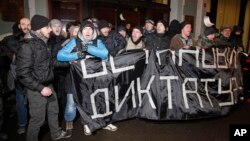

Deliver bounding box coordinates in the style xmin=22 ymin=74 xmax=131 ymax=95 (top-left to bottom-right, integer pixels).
xmin=221 ymin=28 xmax=231 ymax=38
xmin=132 ymin=29 xmax=142 ymax=42
xmin=82 ymin=27 xmax=93 ymax=41
xmin=145 ymin=22 xmax=154 ymax=31
xmin=19 ymin=18 xmax=31 ymax=34
xmin=126 ymin=24 xmax=131 ymax=29
xmin=181 ymin=24 xmax=192 ymax=37
xmin=51 ymin=24 xmax=62 ymax=36
xmin=156 ymin=22 xmax=165 ymax=34
xmin=119 ymin=30 xmax=126 ymax=38
xmin=40 ymin=25 xmax=52 ymax=38
xmin=71 ymin=27 xmax=79 ymax=37
xmin=207 ymin=33 xmax=216 ymax=40
xmin=100 ymin=27 xmax=110 ymax=37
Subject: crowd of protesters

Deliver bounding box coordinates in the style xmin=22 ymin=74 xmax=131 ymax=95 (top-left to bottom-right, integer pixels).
xmin=0 ymin=14 xmax=245 ymax=141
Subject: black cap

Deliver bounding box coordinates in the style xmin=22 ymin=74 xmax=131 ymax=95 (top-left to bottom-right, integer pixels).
xmin=132 ymin=26 xmax=143 ymax=34
xmin=180 ymin=21 xmax=191 ymax=30
xmin=98 ymin=20 xmax=109 ymax=30
xmin=80 ymin=20 xmax=94 ymax=31
xmin=204 ymin=27 xmax=216 ymax=36
xmin=117 ymin=25 xmax=126 ymax=32
xmin=31 ymin=15 xmax=49 ymax=31
xmin=157 ymin=20 xmax=168 ymax=29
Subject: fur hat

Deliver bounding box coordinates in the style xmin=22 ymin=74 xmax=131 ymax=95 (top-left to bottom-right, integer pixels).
xmin=50 ymin=19 xmax=62 ymax=27
xmin=98 ymin=20 xmax=110 ymax=30
xmin=31 ymin=15 xmax=49 ymax=31
xmin=204 ymin=27 xmax=216 ymax=36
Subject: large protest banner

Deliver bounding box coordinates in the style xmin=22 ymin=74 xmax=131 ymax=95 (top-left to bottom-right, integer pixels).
xmin=70 ymin=47 xmax=243 ymax=132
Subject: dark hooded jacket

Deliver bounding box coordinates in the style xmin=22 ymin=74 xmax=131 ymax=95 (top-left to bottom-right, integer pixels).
xmin=16 ymin=31 xmax=55 ymax=92
xmin=145 ymin=33 xmax=170 ymax=50
xmin=98 ymin=30 xmax=126 ymax=57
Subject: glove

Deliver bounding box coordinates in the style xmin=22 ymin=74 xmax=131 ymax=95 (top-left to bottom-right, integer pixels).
xmin=77 ymin=51 xmax=86 ymax=59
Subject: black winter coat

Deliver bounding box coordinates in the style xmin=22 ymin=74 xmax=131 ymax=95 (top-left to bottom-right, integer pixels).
xmin=98 ymin=31 xmax=126 ymax=56
xmin=145 ymin=33 xmax=170 ymax=50
xmin=16 ymin=32 xmax=54 ymax=92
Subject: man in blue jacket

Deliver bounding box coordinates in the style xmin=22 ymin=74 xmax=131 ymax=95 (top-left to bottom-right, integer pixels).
xmin=57 ymin=20 xmax=117 ymax=136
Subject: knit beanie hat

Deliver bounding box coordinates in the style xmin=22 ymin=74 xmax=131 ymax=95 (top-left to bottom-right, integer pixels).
xmin=98 ymin=20 xmax=110 ymax=30
xmin=31 ymin=15 xmax=50 ymax=31
xmin=157 ymin=20 xmax=168 ymax=30
xmin=50 ymin=19 xmax=62 ymax=27
xmin=204 ymin=27 xmax=216 ymax=36
xmin=80 ymin=20 xmax=95 ymax=31
xmin=117 ymin=25 xmax=126 ymax=32
xmin=180 ymin=21 xmax=191 ymax=30
xmin=78 ymin=20 xmax=97 ymax=41
xmin=132 ymin=26 xmax=143 ymax=34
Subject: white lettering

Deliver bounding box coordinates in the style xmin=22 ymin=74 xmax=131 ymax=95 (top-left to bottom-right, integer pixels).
xmin=115 ymin=81 xmax=136 ymax=112
xmin=216 ymin=48 xmax=228 ymax=69
xmin=156 ymin=49 xmax=176 ymax=65
xmin=137 ymin=75 xmax=156 ymax=109
xmin=182 ymin=78 xmax=204 ymax=109
xmin=201 ymin=79 xmax=216 ymax=107
xmin=110 ymin=56 xmax=135 ymax=73
xmin=91 ymin=88 xmax=112 ymax=119
xmin=179 ymin=49 xmax=199 ymax=67
xmin=81 ymin=59 xmax=108 ymax=78
xmin=218 ymin=78 xmax=234 ymax=106
xmin=202 ymin=48 xmax=216 ymax=68
xmin=160 ymin=76 xmax=178 ymax=109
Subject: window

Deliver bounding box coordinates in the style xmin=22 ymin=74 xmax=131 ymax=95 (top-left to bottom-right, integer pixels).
xmin=152 ymin=0 xmax=168 ymax=5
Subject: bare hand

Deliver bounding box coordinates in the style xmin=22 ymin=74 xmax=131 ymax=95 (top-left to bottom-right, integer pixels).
xmin=41 ymin=87 xmax=52 ymax=96
xmin=70 ymin=61 xmax=77 ymax=64
xmin=183 ymin=45 xmax=190 ymax=49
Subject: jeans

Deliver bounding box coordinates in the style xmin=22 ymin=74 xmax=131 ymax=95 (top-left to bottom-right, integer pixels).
xmin=64 ymin=94 xmax=76 ymax=122
xmin=26 ymin=85 xmax=61 ymax=141
xmin=15 ymin=88 xmax=27 ymax=127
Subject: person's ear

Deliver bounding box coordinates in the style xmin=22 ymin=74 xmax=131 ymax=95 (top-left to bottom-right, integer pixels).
xmin=18 ymin=24 xmax=21 ymax=29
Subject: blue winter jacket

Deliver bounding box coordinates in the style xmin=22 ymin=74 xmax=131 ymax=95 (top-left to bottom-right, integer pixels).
xmin=57 ymin=38 xmax=109 ymax=61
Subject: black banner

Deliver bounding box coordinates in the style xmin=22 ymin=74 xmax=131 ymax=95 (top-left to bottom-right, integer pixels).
xmin=70 ymin=47 xmax=243 ymax=132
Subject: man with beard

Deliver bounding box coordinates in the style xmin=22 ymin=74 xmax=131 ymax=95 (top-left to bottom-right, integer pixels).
xmin=16 ymin=15 xmax=70 ymax=141
xmin=0 ymin=17 xmax=31 ymax=135
xmin=126 ymin=26 xmax=145 ymax=50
